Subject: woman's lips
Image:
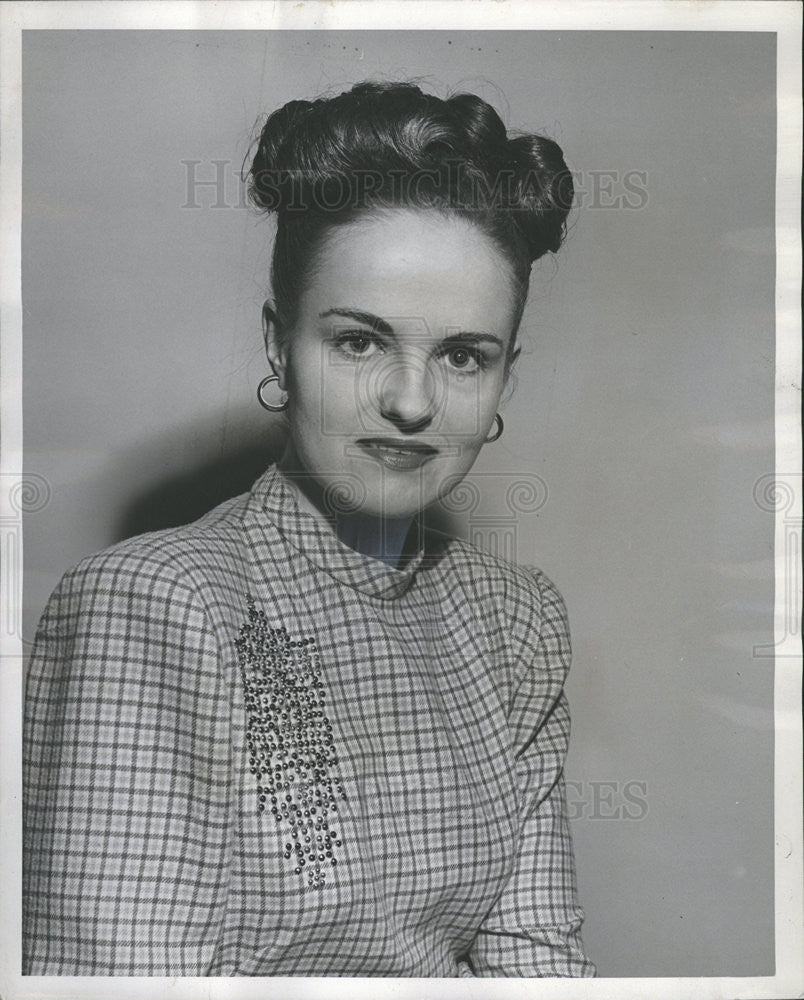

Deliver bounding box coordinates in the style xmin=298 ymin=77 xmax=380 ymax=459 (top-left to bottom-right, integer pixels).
xmin=355 ymin=438 xmax=438 ymax=471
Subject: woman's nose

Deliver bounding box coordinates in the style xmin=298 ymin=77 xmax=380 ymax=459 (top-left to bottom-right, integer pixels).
xmin=376 ymin=355 xmax=438 ymax=433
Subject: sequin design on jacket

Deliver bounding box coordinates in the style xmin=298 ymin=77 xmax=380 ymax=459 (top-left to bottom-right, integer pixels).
xmin=236 ymin=597 xmax=346 ymax=888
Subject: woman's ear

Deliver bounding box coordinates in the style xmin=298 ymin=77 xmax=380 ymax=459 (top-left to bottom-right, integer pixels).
xmin=500 ymin=344 xmax=521 ymax=404
xmin=262 ymin=300 xmax=288 ymax=390
xmin=508 ymin=345 xmax=522 ymax=370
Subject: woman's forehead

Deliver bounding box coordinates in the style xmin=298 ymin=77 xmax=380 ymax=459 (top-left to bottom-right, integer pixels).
xmin=305 ymin=209 xmax=518 ymax=330
xmin=321 ymin=207 xmax=505 ymax=266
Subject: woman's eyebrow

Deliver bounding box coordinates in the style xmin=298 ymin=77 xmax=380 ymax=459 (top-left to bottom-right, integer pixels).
xmin=442 ymin=331 xmax=505 ymax=348
xmin=319 ymin=310 xmax=504 ymax=350
xmin=319 ymin=308 xmax=393 ymax=334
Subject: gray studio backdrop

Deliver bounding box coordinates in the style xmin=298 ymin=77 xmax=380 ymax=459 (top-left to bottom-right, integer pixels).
xmin=22 ymin=30 xmax=776 ymax=977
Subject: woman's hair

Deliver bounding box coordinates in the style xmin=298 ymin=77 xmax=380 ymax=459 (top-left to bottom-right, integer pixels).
xmin=247 ymin=81 xmax=573 ymax=340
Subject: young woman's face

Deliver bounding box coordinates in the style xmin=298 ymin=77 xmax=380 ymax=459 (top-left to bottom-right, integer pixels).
xmin=267 ymin=209 xmax=521 ymax=520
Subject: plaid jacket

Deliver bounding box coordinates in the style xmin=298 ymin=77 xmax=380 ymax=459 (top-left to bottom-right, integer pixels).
xmin=23 ymin=465 xmax=595 ymax=977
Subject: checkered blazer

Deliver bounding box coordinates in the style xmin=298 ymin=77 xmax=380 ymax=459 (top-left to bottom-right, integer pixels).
xmin=24 ymin=465 xmax=595 ymax=977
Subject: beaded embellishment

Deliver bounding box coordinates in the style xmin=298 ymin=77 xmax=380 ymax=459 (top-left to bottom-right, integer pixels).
xmin=236 ymin=597 xmax=346 ymax=888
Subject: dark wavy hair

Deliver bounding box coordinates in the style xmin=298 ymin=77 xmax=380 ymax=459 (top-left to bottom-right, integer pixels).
xmin=247 ymin=81 xmax=574 ymax=341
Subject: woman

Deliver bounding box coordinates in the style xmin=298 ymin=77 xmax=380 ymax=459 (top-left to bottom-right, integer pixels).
xmin=23 ymin=81 xmax=595 ymax=977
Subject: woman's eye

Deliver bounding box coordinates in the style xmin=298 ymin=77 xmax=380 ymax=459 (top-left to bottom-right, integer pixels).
xmin=445 ymin=345 xmax=483 ymax=372
xmin=334 ymin=331 xmax=382 ymax=359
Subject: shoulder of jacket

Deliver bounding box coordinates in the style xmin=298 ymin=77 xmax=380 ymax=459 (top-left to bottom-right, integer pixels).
xmin=431 ymin=539 xmax=572 ymax=699
xmin=433 ymin=536 xmax=570 ymax=650
xmin=59 ymin=491 xmax=250 ymax=594
xmin=437 ymin=534 xmax=559 ymax=602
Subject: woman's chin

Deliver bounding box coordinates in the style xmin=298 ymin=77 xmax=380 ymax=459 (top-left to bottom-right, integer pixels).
xmin=283 ymin=448 xmax=477 ymax=522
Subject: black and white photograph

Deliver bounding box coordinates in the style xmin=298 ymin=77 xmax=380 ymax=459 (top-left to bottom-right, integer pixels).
xmin=0 ymin=2 xmax=801 ymax=998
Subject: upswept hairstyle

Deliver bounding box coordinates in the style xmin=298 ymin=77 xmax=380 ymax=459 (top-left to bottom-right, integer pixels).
xmin=247 ymin=81 xmax=574 ymax=338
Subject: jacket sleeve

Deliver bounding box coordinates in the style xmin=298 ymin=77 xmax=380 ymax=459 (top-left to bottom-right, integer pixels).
xmin=466 ymin=570 xmax=596 ymax=977
xmin=23 ymin=546 xmax=233 ymax=976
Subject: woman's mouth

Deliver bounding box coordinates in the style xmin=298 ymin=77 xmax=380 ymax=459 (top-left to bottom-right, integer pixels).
xmin=354 ymin=438 xmax=439 ymax=471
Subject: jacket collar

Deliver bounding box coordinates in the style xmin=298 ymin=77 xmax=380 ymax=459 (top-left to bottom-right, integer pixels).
xmin=249 ymin=465 xmax=427 ymax=600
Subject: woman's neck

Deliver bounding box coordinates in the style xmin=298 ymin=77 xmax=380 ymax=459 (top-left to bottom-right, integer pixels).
xmin=333 ymin=511 xmax=413 ymax=568
xmin=276 ymin=453 xmax=414 ymax=569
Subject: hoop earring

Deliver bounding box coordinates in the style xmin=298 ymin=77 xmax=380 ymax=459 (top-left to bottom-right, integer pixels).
xmin=257 ymin=374 xmax=288 ymax=412
xmin=485 ymin=413 xmax=504 ymax=443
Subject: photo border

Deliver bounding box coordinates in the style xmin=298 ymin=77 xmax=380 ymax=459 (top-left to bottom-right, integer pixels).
xmin=1 ymin=3 xmax=801 ymax=998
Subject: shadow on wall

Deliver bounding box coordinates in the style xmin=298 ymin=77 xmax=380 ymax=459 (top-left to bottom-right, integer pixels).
xmin=114 ymin=414 xmax=460 ymax=542
xmin=115 ymin=418 xmax=288 ymax=541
